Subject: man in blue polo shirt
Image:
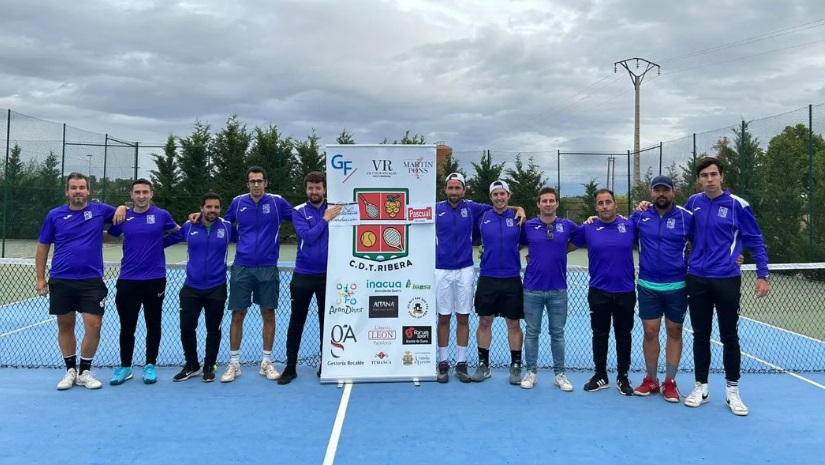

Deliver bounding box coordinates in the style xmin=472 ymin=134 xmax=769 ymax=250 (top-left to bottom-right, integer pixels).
xmin=471 ymin=180 xmax=524 ymax=385
xmin=278 ymin=172 xmax=341 ymax=384
xmin=435 ymin=173 xmax=524 ymax=383
xmin=165 ymin=193 xmax=235 ymax=382
xmin=107 ymin=179 xmax=179 ymax=385
xmin=35 ymin=172 xmax=125 ymax=390
xmin=630 ymin=176 xmax=693 ymax=402
xmin=220 ymin=166 xmax=293 ymax=383
xmin=518 ymin=187 xmax=578 ymax=392
xmin=571 ymin=188 xmax=637 ymax=395
xmin=683 ymin=157 xmax=770 ymax=416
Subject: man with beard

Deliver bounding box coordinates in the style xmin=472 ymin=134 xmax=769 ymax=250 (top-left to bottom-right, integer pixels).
xmin=630 ymin=176 xmax=693 ymax=402
xmin=278 ymin=172 xmax=341 ymax=384
xmin=165 ymin=193 xmax=235 ymax=382
xmin=36 ymin=172 xmax=126 ymax=390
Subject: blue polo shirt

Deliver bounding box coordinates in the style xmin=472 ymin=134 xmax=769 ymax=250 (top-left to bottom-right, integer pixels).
xmin=571 ymin=218 xmax=637 ymax=293
xmin=519 ymin=217 xmax=578 ymax=291
xmin=37 ymin=202 xmax=116 ymax=279
xmin=164 ymin=219 xmax=234 ymax=290
xmin=293 ymin=201 xmax=330 ymax=275
xmin=435 ymin=200 xmax=490 ymax=269
xmin=478 ymin=208 xmax=521 ymax=279
xmin=107 ymin=205 xmax=178 ymax=280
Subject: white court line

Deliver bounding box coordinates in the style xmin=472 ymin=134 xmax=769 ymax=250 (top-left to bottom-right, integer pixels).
xmin=323 ymin=382 xmax=353 ymax=465
xmin=0 ymin=317 xmax=56 ymax=338
xmin=682 ymin=327 xmax=825 ymax=391
xmin=740 ymin=316 xmax=825 ymax=345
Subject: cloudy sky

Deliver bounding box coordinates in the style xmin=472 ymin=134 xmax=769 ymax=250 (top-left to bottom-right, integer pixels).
xmin=2 ymin=0 xmax=824 ymax=189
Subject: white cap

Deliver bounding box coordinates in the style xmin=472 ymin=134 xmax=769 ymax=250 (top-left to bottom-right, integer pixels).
xmin=489 ymin=180 xmax=510 ymax=194
xmin=445 ymin=172 xmax=465 ymax=186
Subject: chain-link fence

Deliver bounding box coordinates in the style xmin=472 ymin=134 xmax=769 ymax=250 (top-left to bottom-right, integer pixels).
xmin=1 ymin=260 xmax=823 ymax=373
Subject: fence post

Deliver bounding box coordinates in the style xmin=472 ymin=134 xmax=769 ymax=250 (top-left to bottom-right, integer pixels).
xmin=134 ymin=142 xmax=139 ymax=180
xmin=658 ymin=142 xmax=663 ymax=175
xmin=103 ymin=134 xmax=109 ymax=204
xmin=2 ymin=109 xmax=10 ymax=258
xmin=809 ymin=104 xmax=814 ymax=262
xmin=61 ymin=123 xmax=66 ymax=178
xmin=557 ymin=149 xmax=561 ymax=197
xmin=626 ymin=149 xmax=632 ymax=216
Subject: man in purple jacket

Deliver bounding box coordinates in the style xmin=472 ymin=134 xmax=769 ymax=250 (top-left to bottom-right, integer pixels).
xmin=683 ymin=157 xmax=770 ymax=416
xmin=220 ymin=166 xmax=293 ymax=383
xmin=278 ymin=172 xmax=341 ymax=384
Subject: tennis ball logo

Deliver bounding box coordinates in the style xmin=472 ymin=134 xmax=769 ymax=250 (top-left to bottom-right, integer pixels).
xmin=361 ymin=231 xmax=377 ymax=247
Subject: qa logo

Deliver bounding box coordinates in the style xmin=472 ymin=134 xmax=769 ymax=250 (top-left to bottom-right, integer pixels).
xmin=330 ymin=324 xmax=357 ymax=358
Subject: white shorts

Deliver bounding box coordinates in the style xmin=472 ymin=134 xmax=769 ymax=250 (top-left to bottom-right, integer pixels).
xmin=435 ymin=267 xmax=475 ymax=315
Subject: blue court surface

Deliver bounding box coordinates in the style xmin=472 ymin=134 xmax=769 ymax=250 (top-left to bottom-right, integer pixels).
xmin=1 ymin=367 xmax=822 ymax=465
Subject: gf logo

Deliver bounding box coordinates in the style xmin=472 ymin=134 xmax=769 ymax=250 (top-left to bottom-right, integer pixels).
xmin=330 ymin=324 xmax=357 ymax=358
xmin=331 ymin=154 xmax=353 ymax=176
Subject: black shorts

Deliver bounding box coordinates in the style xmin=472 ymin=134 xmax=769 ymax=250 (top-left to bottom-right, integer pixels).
xmin=474 ymin=276 xmax=524 ymax=319
xmin=49 ymin=278 xmax=108 ymax=316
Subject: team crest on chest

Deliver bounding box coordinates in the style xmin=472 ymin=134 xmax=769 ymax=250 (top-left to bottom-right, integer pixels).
xmin=506 ymin=218 xmax=514 ymax=227
xmin=666 ymin=218 xmax=675 ymax=229
xmin=556 ymin=223 xmax=564 ymax=233
xmin=461 ymin=208 xmax=468 ymax=217
xmin=217 ymin=228 xmax=226 ymax=239
xmin=617 ymin=223 xmax=626 ymax=233
xmin=717 ymin=206 xmax=728 ymax=218
xmin=147 ymin=214 xmax=155 ymax=224
xmin=262 ymin=204 xmax=271 ymax=214
xmin=84 ymin=211 xmax=93 ymax=220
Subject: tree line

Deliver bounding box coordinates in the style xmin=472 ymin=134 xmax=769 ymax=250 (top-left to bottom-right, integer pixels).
xmin=2 ymin=117 xmax=824 ymax=263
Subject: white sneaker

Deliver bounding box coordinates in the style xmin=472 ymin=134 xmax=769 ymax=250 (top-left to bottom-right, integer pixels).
xmin=75 ymin=371 xmax=103 ymax=389
xmin=259 ymin=360 xmax=280 ymax=380
xmin=554 ymin=372 xmax=574 ymax=392
xmin=220 ymin=361 xmax=242 ymax=383
xmin=57 ymin=368 xmax=77 ymax=390
xmin=520 ymin=371 xmax=537 ymax=389
xmin=684 ymin=381 xmax=709 ymax=408
xmin=726 ymin=386 xmax=749 ymax=416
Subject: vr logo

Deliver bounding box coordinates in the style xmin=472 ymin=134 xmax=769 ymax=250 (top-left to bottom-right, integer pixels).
xmin=331 ymin=154 xmax=353 ymax=175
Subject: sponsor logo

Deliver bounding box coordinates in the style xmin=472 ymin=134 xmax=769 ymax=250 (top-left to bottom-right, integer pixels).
xmin=331 ymin=154 xmax=355 ymax=176
xmin=336 ymin=282 xmax=358 ymax=306
xmin=349 ymin=259 xmax=413 ymax=272
xmin=84 ymin=211 xmax=93 ymax=220
xmin=407 ymin=297 xmax=429 ymax=319
xmin=483 ymin=220 xmax=491 ymax=224
xmin=407 ymin=207 xmax=433 ymax=221
xmin=402 ymin=326 xmax=432 ymax=345
xmin=642 ymin=217 xmax=650 ymax=222
xmin=63 ymin=215 xmax=73 ymax=220
xmin=126 ymin=217 xmax=135 ymax=221
xmin=369 ymin=296 xmax=399 ymax=318
xmin=401 ymin=351 xmax=432 ymax=366
xmin=402 ymin=351 xmax=414 ymax=366
xmin=596 ymin=226 xmax=605 ymax=231
xmin=405 ymin=280 xmax=431 ymax=290
xmin=328 ymin=305 xmax=364 ymax=315
xmin=438 ymin=211 xmax=446 ymax=217
xmin=240 ymin=207 xmax=249 ymax=212
xmin=367 ymin=159 xmax=397 ymax=178
xmin=366 ymin=280 xmax=403 ymax=294
xmin=329 ymin=324 xmax=357 ymax=359
xmin=189 ymin=231 xmax=198 ymax=236
xmin=368 ymin=325 xmax=397 ymax=346
xmin=372 ymin=351 xmax=392 ymax=365
xmin=403 ymin=158 xmax=434 ymax=178
xmin=352 ymin=189 xmax=410 ymax=263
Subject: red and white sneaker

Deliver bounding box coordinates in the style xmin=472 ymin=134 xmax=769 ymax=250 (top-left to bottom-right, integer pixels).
xmin=662 ymin=378 xmax=679 ymax=403
xmin=633 ymin=374 xmax=660 ymax=396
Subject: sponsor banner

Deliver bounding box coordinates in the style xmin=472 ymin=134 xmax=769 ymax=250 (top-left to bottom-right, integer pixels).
xmin=322 ymin=145 xmax=437 ymax=383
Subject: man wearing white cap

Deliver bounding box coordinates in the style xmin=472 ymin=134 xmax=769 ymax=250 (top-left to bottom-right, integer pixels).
xmin=435 ymin=173 xmax=524 ymax=383
xmin=470 ymin=180 xmax=524 ymax=385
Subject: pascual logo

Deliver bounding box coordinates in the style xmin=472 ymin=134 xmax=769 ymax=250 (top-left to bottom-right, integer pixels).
xmin=407 ymin=297 xmax=429 ymax=319
xmin=369 ymin=296 xmax=399 ymax=318
xmin=372 ymin=351 xmax=392 ymax=365
xmin=402 ymin=326 xmax=432 ymax=345
xmin=407 ymin=207 xmax=433 ymax=222
xmin=366 ymin=280 xmax=403 ymax=294
xmin=368 ymin=325 xmax=397 ymax=345
xmin=331 ymin=154 xmax=356 ymax=180
xmin=329 ymin=324 xmax=357 ymax=359
xmin=403 ymin=158 xmax=434 ymax=178
xmin=367 ymin=159 xmax=397 ymax=178
xmin=405 ymin=279 xmax=432 ymax=290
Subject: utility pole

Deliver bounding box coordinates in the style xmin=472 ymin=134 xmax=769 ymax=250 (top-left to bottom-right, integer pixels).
xmin=615 ymin=57 xmax=660 ymax=185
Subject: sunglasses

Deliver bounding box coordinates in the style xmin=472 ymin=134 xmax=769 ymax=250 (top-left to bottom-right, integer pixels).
xmin=248 ymin=179 xmax=265 ymax=185
xmin=547 ymin=225 xmax=554 ymax=240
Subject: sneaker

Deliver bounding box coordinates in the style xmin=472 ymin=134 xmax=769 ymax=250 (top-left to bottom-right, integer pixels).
xmin=57 ymin=368 xmax=77 ymax=390
xmin=436 ymin=361 xmax=449 ymax=383
xmin=471 ymin=362 xmax=491 ymax=382
xmin=554 ymin=372 xmax=574 ymax=392
xmin=109 ymin=366 xmax=133 ymax=386
xmin=455 ymin=362 xmax=472 ymax=383
xmin=509 ymin=363 xmax=522 ymax=385
xmin=76 ymin=371 xmax=103 ymax=389
xmin=584 ymin=373 xmax=610 ymax=392
xmin=616 ymin=375 xmax=634 ymax=396
xmin=203 ymin=365 xmax=216 ymax=383
xmin=726 ymin=386 xmax=749 ymax=416
xmin=173 ymin=365 xmax=202 ymax=382
xmin=278 ymin=366 xmax=297 ymax=385
xmin=520 ymin=370 xmax=537 ymax=389
xmin=259 ymin=360 xmax=280 ymax=380
xmin=662 ymin=378 xmax=679 ymax=403
xmin=221 ymin=361 xmax=242 ymax=383
xmin=143 ymin=364 xmax=157 ymax=384
xmin=633 ymin=374 xmax=660 ymax=396
xmin=684 ymin=382 xmax=709 ymax=407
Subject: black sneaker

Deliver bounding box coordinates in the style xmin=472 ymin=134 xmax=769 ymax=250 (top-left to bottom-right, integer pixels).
xmin=173 ymin=365 xmax=202 ymax=382
xmin=278 ymin=366 xmax=298 ymax=385
xmin=616 ymin=375 xmax=634 ymax=396
xmin=436 ymin=361 xmax=449 ymax=383
xmin=584 ymin=373 xmax=610 ymax=392
xmin=455 ymin=362 xmax=472 ymax=383
xmin=202 ymin=366 xmax=216 ymax=383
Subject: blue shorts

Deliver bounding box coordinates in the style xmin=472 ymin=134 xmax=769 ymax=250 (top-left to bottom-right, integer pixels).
xmin=228 ymin=265 xmax=280 ymax=311
xmin=637 ymin=284 xmax=687 ymax=324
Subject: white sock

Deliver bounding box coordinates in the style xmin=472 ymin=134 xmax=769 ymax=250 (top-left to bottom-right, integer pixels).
xmin=262 ymin=350 xmax=272 ymax=363
xmin=230 ymin=350 xmax=240 ymax=363
xmin=438 ymin=347 xmax=449 ymax=362
xmin=457 ymin=346 xmax=468 ymax=363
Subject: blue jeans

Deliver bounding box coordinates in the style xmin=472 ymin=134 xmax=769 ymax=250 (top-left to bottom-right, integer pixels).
xmin=523 ymin=289 xmax=568 ymax=374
